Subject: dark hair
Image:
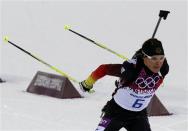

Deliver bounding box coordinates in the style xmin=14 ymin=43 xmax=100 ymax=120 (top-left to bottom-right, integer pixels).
xmin=142 ymin=38 xmax=164 ymax=56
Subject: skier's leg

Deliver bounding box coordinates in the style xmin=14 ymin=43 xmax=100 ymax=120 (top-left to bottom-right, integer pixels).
xmin=124 ymin=117 xmax=151 ymax=131
xmin=95 ymin=117 xmax=123 ymax=131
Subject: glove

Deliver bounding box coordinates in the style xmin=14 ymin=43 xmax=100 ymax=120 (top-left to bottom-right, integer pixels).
xmin=79 ymin=80 xmax=93 ymax=92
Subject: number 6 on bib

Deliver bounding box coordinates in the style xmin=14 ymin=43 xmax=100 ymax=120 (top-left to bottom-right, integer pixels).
xmin=132 ymin=99 xmax=145 ymax=108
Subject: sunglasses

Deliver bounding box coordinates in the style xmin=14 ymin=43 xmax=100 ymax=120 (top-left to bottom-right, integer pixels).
xmin=142 ymin=51 xmax=165 ymax=61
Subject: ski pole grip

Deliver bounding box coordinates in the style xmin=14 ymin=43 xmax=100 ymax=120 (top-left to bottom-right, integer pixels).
xmin=159 ymin=10 xmax=170 ymax=20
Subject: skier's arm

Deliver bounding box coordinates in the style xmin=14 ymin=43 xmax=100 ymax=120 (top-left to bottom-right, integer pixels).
xmin=80 ymin=64 xmax=122 ymax=92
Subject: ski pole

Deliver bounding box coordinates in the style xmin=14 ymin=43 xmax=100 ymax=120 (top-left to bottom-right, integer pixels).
xmin=152 ymin=10 xmax=170 ymax=38
xmin=3 ymin=36 xmax=79 ymax=83
xmin=64 ymin=25 xmax=129 ymax=60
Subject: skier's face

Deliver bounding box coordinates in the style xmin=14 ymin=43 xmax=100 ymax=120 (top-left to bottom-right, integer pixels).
xmin=143 ymin=55 xmax=165 ymax=73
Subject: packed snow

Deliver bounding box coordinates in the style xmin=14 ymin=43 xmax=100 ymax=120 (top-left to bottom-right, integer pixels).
xmin=1 ymin=1 xmax=187 ymax=131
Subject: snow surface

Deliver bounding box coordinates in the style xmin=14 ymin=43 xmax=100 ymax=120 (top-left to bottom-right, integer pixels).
xmin=1 ymin=1 xmax=188 ymax=131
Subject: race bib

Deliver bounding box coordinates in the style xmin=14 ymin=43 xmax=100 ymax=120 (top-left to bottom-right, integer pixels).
xmin=114 ymin=88 xmax=154 ymax=111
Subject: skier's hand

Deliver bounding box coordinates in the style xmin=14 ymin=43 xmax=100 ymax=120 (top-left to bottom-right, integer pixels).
xmin=79 ymin=80 xmax=93 ymax=92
